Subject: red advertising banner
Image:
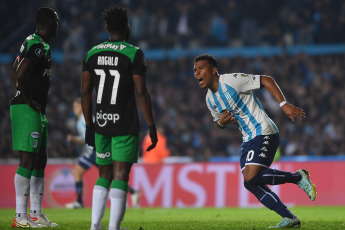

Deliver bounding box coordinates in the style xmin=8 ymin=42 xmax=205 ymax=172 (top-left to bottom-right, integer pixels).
xmin=0 ymin=161 xmax=344 ymax=208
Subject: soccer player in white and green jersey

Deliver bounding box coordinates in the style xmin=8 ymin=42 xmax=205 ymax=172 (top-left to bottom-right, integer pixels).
xmin=10 ymin=7 xmax=59 ymax=228
xmin=81 ymin=5 xmax=158 ymax=230
xmin=194 ymin=54 xmax=316 ymax=228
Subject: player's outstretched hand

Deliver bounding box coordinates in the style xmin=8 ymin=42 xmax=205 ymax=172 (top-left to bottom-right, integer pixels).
xmin=146 ymin=124 xmax=158 ymax=151
xmin=85 ymin=125 xmax=95 ymax=147
xmin=281 ymin=103 xmax=306 ymax=122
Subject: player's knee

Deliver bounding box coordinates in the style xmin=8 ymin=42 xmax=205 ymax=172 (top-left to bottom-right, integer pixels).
xmin=114 ymin=170 xmax=129 ymax=182
xmin=248 ymin=174 xmax=261 ymax=185
xmin=244 ymin=180 xmax=254 ymax=192
xmin=244 ymin=175 xmax=262 ymax=191
xmin=99 ymin=165 xmax=113 ymax=181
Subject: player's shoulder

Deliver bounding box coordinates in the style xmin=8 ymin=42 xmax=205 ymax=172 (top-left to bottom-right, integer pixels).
xmin=220 ymin=73 xmax=244 ymax=79
xmin=24 ymin=34 xmax=45 ymax=49
xmin=85 ymin=41 xmax=141 ymax=62
xmin=221 ymin=73 xmax=252 ymax=83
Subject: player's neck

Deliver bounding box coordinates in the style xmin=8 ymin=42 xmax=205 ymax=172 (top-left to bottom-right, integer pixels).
xmin=36 ymin=30 xmax=50 ymax=42
xmin=109 ymin=33 xmax=126 ymax=41
xmin=210 ymin=74 xmax=220 ymax=93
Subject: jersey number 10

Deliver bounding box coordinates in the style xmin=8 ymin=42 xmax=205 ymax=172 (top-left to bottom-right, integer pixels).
xmin=95 ymin=69 xmax=120 ymax=105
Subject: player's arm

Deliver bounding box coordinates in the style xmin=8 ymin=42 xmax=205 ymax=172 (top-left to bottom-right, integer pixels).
xmin=81 ymin=70 xmax=95 ymax=147
xmin=15 ymin=57 xmax=41 ymax=112
xmin=133 ymin=74 xmax=158 ymax=151
xmin=261 ymin=75 xmax=305 ymax=122
xmin=81 ymin=70 xmax=93 ymax=127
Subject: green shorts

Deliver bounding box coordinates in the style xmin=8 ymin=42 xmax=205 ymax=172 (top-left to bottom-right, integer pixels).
xmin=10 ymin=104 xmax=48 ymax=153
xmin=95 ymin=132 xmax=140 ymax=165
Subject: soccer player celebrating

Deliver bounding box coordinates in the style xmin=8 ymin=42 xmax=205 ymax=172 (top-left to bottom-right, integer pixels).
xmin=193 ymin=54 xmax=316 ymax=228
xmin=81 ymin=5 xmax=158 ymax=230
xmin=10 ymin=7 xmax=59 ymax=228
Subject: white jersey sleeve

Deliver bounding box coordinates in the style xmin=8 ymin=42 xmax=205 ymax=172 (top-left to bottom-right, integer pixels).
xmin=226 ymin=73 xmax=261 ymax=93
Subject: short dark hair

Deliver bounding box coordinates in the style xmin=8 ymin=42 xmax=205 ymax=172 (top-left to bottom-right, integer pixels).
xmin=102 ymin=4 xmax=129 ymax=34
xmin=194 ymin=54 xmax=218 ymax=68
xmin=35 ymin=7 xmax=57 ymax=25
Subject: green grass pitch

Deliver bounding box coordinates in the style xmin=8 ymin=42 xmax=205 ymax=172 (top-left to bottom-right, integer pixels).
xmin=0 ymin=206 xmax=344 ymax=229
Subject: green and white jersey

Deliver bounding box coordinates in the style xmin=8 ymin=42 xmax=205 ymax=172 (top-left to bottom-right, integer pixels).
xmin=82 ymin=40 xmax=147 ymax=136
xmin=11 ymin=33 xmax=52 ymax=114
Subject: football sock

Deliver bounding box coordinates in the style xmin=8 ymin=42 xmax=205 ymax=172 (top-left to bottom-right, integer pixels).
xmin=15 ymin=166 xmax=32 ymax=219
xmin=250 ymin=168 xmax=302 ymax=186
xmin=244 ymin=181 xmax=295 ymax=219
xmin=91 ymin=177 xmax=111 ymax=229
xmin=76 ymin=181 xmax=83 ymax=204
xmin=30 ymin=169 xmax=45 ymax=217
xmin=109 ymin=180 xmax=128 ymax=230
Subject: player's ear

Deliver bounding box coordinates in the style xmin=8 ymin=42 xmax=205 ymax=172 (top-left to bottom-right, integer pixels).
xmin=213 ymin=67 xmax=217 ymax=75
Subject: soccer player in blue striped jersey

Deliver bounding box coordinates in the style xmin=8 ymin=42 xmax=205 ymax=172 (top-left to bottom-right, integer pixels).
xmin=193 ymin=54 xmax=316 ymax=228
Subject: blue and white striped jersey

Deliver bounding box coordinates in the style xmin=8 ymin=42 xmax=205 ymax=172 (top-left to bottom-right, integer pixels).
xmin=76 ymin=114 xmax=93 ymax=150
xmin=206 ymin=73 xmax=279 ymax=142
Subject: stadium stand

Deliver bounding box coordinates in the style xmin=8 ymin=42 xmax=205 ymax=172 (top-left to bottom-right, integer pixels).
xmin=1 ymin=0 xmax=344 ymax=160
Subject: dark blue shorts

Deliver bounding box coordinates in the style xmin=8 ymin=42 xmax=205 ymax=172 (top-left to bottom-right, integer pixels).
xmin=240 ymin=134 xmax=279 ymax=171
xmin=77 ymin=146 xmax=96 ymax=170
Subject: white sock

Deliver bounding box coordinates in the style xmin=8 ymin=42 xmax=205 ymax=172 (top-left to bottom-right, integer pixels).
xmin=30 ymin=176 xmax=44 ymax=217
xmin=91 ymin=185 xmax=109 ymax=228
xmin=14 ymin=173 xmax=30 ymax=219
xmin=109 ymin=188 xmax=127 ymax=230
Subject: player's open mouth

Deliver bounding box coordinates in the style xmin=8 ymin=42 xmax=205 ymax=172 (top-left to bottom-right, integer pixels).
xmin=197 ymin=77 xmax=203 ymax=84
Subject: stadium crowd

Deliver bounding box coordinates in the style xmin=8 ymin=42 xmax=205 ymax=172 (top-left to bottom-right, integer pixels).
xmin=0 ymin=0 xmax=345 ymax=160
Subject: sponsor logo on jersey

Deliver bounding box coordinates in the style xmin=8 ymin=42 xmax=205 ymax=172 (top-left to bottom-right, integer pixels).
xmin=264 ymin=136 xmax=270 ymax=139
xmin=31 ymin=132 xmax=40 ymax=138
xmin=224 ymin=91 xmax=231 ymax=100
xmin=258 ymin=153 xmax=267 ymax=158
xmin=35 ymin=48 xmax=43 ymax=57
xmin=97 ymin=56 xmax=118 ymax=66
xmin=96 ymin=111 xmax=120 ymax=127
xmin=96 ymin=151 xmax=111 ymax=159
xmin=263 ymin=141 xmax=269 ymax=145
xmin=96 ymin=43 xmax=126 ymax=51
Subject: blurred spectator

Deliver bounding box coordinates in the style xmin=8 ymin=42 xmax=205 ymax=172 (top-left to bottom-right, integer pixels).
xmin=1 ymin=0 xmax=345 ymax=160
